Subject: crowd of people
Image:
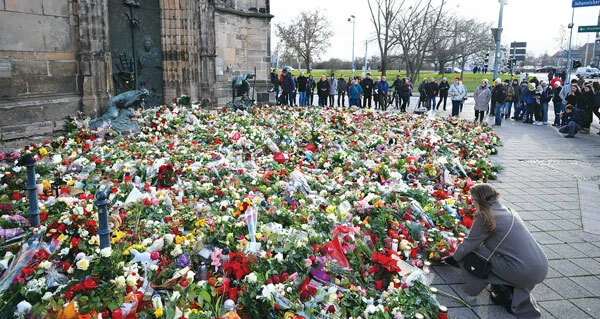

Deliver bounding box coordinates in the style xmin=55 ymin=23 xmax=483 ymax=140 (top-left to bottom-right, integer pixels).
xmin=270 ymin=67 xmax=600 ymax=138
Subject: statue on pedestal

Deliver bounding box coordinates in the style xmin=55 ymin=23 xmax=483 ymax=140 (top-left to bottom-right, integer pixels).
xmin=227 ymin=72 xmax=255 ymax=111
xmin=89 ymin=89 xmax=149 ymax=134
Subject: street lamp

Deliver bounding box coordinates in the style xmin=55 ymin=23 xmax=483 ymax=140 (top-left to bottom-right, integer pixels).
xmin=492 ymin=0 xmax=506 ymax=81
xmin=566 ymin=8 xmax=575 ymax=83
xmin=348 ymin=15 xmax=356 ymax=76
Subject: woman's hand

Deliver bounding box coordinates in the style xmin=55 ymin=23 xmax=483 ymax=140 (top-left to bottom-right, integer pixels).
xmin=441 ymin=255 xmax=460 ymax=268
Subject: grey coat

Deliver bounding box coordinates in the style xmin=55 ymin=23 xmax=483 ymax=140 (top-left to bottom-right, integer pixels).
xmin=454 ymin=200 xmax=548 ymax=318
xmin=474 ymin=86 xmax=491 ymax=111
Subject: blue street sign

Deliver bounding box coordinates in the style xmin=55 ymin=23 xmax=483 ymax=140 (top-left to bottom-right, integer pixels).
xmin=573 ymin=0 xmax=600 ymax=8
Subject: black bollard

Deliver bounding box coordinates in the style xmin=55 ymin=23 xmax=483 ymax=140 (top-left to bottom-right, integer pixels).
xmin=94 ymin=189 xmax=111 ymax=249
xmin=21 ymin=154 xmax=40 ymax=227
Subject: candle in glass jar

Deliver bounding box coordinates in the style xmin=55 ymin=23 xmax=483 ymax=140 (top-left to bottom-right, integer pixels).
xmin=437 ymin=305 xmax=448 ymax=319
xmin=391 ymin=239 xmax=399 ymax=251
xmin=423 ymin=261 xmax=431 ymax=274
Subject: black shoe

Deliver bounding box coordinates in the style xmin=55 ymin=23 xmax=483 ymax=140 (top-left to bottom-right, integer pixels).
xmin=552 ymin=124 xmax=559 ymax=127
xmin=490 ymin=285 xmax=514 ymax=314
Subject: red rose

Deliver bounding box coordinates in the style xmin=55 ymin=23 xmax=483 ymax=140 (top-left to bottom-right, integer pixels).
xmin=83 ymin=277 xmax=98 ymax=289
xmin=70 ymin=237 xmax=82 ymax=248
xmin=11 ymin=192 xmax=20 ymax=201
xmin=180 ymin=280 xmax=189 ymax=287
xmin=35 ymin=249 xmax=51 ymax=260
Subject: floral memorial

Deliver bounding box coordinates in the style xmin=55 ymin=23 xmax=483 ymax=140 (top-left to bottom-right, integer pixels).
xmin=0 ymin=103 xmax=500 ymax=318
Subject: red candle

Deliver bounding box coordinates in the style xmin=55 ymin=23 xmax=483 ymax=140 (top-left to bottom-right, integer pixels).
xmin=375 ymin=279 xmax=383 ymax=290
xmin=410 ymin=247 xmax=419 ymax=259
xmin=437 ymin=305 xmax=448 ymax=319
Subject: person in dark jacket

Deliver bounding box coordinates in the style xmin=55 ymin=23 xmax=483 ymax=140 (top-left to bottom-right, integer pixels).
xmin=444 ymin=184 xmax=548 ymax=319
xmin=491 ymin=78 xmax=507 ymax=126
xmin=378 ymin=76 xmax=389 ymax=108
xmin=361 ymin=73 xmax=374 ymax=108
xmin=296 ymin=72 xmax=308 ymax=106
xmin=426 ymin=77 xmax=439 ymax=111
xmin=317 ymin=75 xmax=330 ymax=107
xmin=559 ymin=104 xmax=584 ymax=137
xmin=551 ymin=82 xmax=564 ymax=126
xmin=270 ymin=69 xmax=280 ymax=102
xmin=373 ymin=76 xmax=381 ymax=110
xmin=578 ymin=83 xmax=595 ymax=132
xmin=522 ymin=83 xmax=536 ymax=124
xmin=417 ymin=79 xmax=429 ymax=109
xmin=537 ymin=81 xmax=552 ymax=125
xmin=290 ymin=75 xmax=297 ymax=106
xmin=281 ymin=68 xmax=296 ymax=106
xmin=337 ymin=74 xmax=347 ymax=107
xmin=436 ymin=78 xmax=450 ymax=110
xmin=392 ymin=75 xmax=404 ymax=110
xmin=307 ymin=75 xmax=316 ymax=106
xmin=593 ymin=82 xmax=600 ymax=135
xmin=398 ymin=78 xmax=410 ymax=113
xmin=565 ymin=83 xmax=580 ymax=109
xmin=513 ymin=80 xmax=529 ymax=120
xmin=348 ymin=79 xmax=363 ymax=107
xmin=509 ymin=79 xmax=521 ymax=119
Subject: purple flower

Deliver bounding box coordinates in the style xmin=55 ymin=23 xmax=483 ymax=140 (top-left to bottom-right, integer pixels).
xmin=0 ymin=203 xmax=13 ymax=212
xmin=176 ymin=252 xmax=191 ymax=268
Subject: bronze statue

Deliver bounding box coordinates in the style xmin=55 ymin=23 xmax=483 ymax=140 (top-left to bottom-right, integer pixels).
xmin=227 ymin=72 xmax=255 ymax=111
xmin=89 ymin=89 xmax=149 ymax=133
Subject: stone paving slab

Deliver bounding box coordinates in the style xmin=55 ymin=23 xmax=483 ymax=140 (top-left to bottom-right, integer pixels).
xmin=430 ymin=101 xmax=600 ymax=318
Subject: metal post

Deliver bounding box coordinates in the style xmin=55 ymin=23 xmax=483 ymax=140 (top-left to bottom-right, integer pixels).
xmin=363 ymin=40 xmax=368 ymax=77
xmin=95 ymin=189 xmax=111 ymax=249
xmin=349 ymin=15 xmax=356 ymax=76
xmin=21 ymin=154 xmax=40 ymax=227
xmin=512 ymin=46 xmax=516 ymax=76
xmin=567 ymin=7 xmax=575 ymax=84
xmin=492 ymin=0 xmax=505 ymax=81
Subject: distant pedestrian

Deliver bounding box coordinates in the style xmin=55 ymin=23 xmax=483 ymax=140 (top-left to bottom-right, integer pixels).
xmin=317 ymin=75 xmax=330 ymax=107
xmin=418 ymin=79 xmax=429 ymax=109
xmin=491 ymin=78 xmax=507 ymax=126
xmin=281 ymin=68 xmax=296 ymax=106
xmin=474 ymin=80 xmax=491 ymax=123
xmin=373 ymin=76 xmax=381 ymax=109
xmin=328 ymin=74 xmax=337 ymax=107
xmin=337 ymin=74 xmax=347 ymax=107
xmin=448 ymin=77 xmax=467 ymax=116
xmin=437 ymin=77 xmax=450 ymax=111
xmin=270 ymin=69 xmax=280 ymax=102
xmin=308 ymin=75 xmax=316 ymax=106
xmin=378 ymin=76 xmax=389 ymax=109
xmin=297 ymin=72 xmax=308 ymax=106
xmin=362 ymin=73 xmax=374 ymax=108
xmin=290 ymin=75 xmax=297 ymax=106
xmin=578 ymin=83 xmax=595 ymax=133
xmin=426 ymin=77 xmax=439 ymax=111
xmin=522 ymin=83 xmax=536 ymax=124
xmin=348 ymin=79 xmax=363 ymax=107
xmin=551 ymin=81 xmax=564 ymax=127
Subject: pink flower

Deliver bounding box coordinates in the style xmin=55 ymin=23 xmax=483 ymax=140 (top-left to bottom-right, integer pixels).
xmin=210 ymin=247 xmax=223 ymax=272
xmin=150 ymin=252 xmax=160 ymax=260
xmin=304 ymin=258 xmax=313 ymax=267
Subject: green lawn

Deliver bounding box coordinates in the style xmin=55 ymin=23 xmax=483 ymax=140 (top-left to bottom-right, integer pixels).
xmin=288 ymin=69 xmax=525 ymax=92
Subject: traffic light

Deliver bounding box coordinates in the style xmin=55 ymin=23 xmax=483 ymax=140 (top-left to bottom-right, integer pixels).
xmin=484 ymin=53 xmax=489 ymax=69
xmin=572 ymin=60 xmax=582 ymax=68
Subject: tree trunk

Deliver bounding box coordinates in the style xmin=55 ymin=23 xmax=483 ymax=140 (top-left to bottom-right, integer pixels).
xmin=305 ymin=57 xmax=311 ymax=73
xmin=381 ymin=57 xmax=387 ymax=76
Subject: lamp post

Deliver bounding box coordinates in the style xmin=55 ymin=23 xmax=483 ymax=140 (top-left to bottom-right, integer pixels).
xmin=348 ymin=15 xmax=356 ymax=76
xmin=566 ymin=7 xmax=575 ymax=83
xmin=492 ymin=0 xmax=506 ymax=81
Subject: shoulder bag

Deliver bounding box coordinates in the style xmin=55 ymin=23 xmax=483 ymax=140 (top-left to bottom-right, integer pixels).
xmin=463 ymin=209 xmax=515 ymax=279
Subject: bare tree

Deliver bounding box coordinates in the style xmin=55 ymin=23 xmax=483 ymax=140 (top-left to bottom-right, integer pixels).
xmin=553 ymin=25 xmax=569 ymax=53
xmin=367 ymin=0 xmax=402 ymax=76
xmin=394 ymin=0 xmax=446 ymax=83
xmin=275 ymin=10 xmax=333 ymax=73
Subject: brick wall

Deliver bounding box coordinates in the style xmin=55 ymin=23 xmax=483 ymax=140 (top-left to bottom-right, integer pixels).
xmin=0 ymin=0 xmax=81 ymax=141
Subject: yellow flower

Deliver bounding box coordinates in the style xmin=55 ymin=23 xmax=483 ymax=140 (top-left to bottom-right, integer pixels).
xmin=255 ymin=233 xmax=263 ymax=240
xmin=38 ymin=147 xmax=48 ymax=156
xmin=154 ymin=308 xmax=164 ymax=317
xmin=112 ymin=230 xmax=126 ymax=243
xmin=195 ymin=219 xmax=206 ymax=227
xmin=325 ymin=206 xmax=336 ymax=214
xmin=175 ymin=235 xmax=185 ymax=245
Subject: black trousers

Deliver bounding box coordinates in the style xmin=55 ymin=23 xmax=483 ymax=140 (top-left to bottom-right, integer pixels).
xmin=533 ymin=103 xmax=542 ymax=122
xmin=363 ymin=95 xmax=372 ymax=108
xmin=337 ymin=92 xmax=345 ymax=106
xmin=400 ymin=96 xmax=409 ymax=112
xmin=328 ymin=95 xmax=335 ymax=107
xmin=309 ymin=91 xmax=314 ymax=106
xmin=437 ymin=95 xmax=448 ymax=110
xmin=475 ymin=110 xmax=485 ymax=122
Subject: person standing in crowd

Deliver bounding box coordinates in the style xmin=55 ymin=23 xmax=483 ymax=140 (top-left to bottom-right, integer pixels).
xmin=281 ymin=68 xmax=295 ymax=106
xmin=539 ymin=81 xmax=552 ymax=125
xmin=513 ymin=80 xmax=529 ymax=120
xmin=522 ymin=83 xmax=537 ymax=124
xmin=565 ymin=83 xmax=580 ymax=110
xmin=443 ymin=184 xmax=548 ymax=319
xmin=307 ymin=75 xmax=316 ymax=106
xmin=392 ymin=75 xmax=404 ymax=110
xmin=362 ymin=73 xmax=374 ymax=108
xmin=474 ymin=79 xmax=492 ymax=123
xmin=550 ymin=73 xmax=562 ymax=89
xmin=559 ymin=104 xmax=584 ymax=138
xmin=378 ymin=76 xmax=389 ymax=108
xmin=578 ymin=83 xmax=595 ymax=133
xmin=437 ymin=77 xmax=450 ymax=111
xmin=502 ymin=79 xmax=514 ymax=119
xmin=532 ymin=85 xmax=543 ymax=125
xmin=417 ymin=79 xmax=429 ymax=109
xmin=373 ymin=76 xmax=381 ymax=110
xmin=551 ymin=81 xmax=565 ymax=127
xmin=296 ymin=72 xmax=308 ymax=106
xmin=398 ymin=77 xmax=410 ymax=113
xmin=317 ymin=75 xmax=330 ymax=107
xmin=509 ymin=79 xmax=521 ymax=119
xmin=290 ymin=75 xmax=297 ymax=106
xmin=427 ymin=77 xmax=439 ymax=111
xmin=449 ymin=77 xmax=467 ymax=116
xmin=337 ymin=74 xmax=347 ymax=107
xmin=593 ymin=82 xmax=600 ymax=135
xmin=348 ymin=78 xmax=363 ymax=107
xmin=328 ymin=74 xmax=337 ymax=107
xmin=491 ymin=78 xmax=507 ymax=126
xmin=270 ymin=69 xmax=280 ymax=102
xmin=459 ymin=80 xmax=468 ymax=112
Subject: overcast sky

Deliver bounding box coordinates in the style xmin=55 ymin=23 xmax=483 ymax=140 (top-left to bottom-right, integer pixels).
xmin=271 ymin=0 xmax=600 ymax=62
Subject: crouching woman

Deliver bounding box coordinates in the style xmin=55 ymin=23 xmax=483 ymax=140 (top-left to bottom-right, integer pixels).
xmin=444 ymin=184 xmax=548 ymax=319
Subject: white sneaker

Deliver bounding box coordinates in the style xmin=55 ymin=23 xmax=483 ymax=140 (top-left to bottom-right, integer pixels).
xmin=542 ymin=122 xmax=547 ymax=125
xmin=533 ymin=121 xmax=540 ymax=125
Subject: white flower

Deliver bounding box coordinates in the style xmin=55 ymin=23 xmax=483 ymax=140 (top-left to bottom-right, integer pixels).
xmin=186 ymin=270 xmax=195 ymax=281
xmin=115 ymin=276 xmax=127 ymax=288
xmin=100 ymin=247 xmax=113 ymax=258
xmin=150 ymin=264 xmax=159 ymax=271
xmin=245 ymin=272 xmax=257 ymax=283
xmin=274 ymin=252 xmax=284 ymax=263
xmin=42 ymin=292 xmax=54 ymax=301
xmin=76 ymin=258 xmax=90 ymax=271
xmin=67 ymin=266 xmax=74 ymax=274
xmin=39 ymin=260 xmax=52 ymax=269
xmin=170 ymin=291 xmax=181 ymax=302
xmin=126 ymin=274 xmax=137 ymax=286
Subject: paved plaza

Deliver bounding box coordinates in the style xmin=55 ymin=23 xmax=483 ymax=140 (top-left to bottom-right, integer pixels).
xmin=425 ymin=97 xmax=600 ymax=319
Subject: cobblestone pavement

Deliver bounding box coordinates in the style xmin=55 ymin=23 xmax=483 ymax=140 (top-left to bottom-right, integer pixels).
xmin=423 ymin=98 xmax=600 ymax=319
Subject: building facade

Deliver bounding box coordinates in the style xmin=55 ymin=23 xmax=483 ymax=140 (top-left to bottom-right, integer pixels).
xmin=0 ymin=0 xmax=272 ymax=141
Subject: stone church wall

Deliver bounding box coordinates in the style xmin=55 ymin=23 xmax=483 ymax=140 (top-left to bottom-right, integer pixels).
xmin=0 ymin=0 xmax=81 ymax=141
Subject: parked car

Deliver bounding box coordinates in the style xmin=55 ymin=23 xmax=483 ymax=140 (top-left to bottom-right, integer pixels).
xmin=575 ymin=67 xmax=600 ymax=78
xmin=535 ymin=66 xmax=555 ymax=73
xmin=443 ymin=67 xmax=462 ymax=73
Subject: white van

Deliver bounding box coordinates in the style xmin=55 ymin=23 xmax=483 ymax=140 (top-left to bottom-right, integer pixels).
xmin=575 ymin=67 xmax=600 ymax=79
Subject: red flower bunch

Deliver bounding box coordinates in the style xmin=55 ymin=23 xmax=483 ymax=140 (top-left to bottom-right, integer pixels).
xmin=157 ymin=163 xmax=176 ymax=186
xmin=432 ymin=189 xmax=450 ymax=199
xmin=221 ymin=251 xmax=255 ymax=280
xmin=369 ymin=249 xmax=402 ymax=276
xmin=64 ymin=277 xmax=98 ymax=300
xmin=299 ymin=276 xmax=318 ymax=301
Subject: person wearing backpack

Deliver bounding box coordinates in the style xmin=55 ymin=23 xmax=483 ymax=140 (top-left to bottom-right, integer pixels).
xmin=491 ymin=78 xmax=507 ymax=126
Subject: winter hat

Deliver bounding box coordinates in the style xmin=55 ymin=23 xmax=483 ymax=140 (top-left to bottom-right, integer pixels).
xmin=495 ymin=78 xmax=502 ymax=84
xmin=554 ymin=81 xmax=562 ymax=88
xmin=528 ymin=83 xmax=536 ymax=91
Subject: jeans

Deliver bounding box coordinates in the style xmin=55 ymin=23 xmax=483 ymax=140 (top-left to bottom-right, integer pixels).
xmin=428 ymin=96 xmax=436 ymax=110
xmin=475 ymin=110 xmax=485 ymax=122
xmin=542 ymin=103 xmax=549 ymax=123
xmin=553 ymin=102 xmax=564 ymax=125
xmin=559 ymin=121 xmax=581 ymax=136
xmin=525 ymin=103 xmax=534 ymax=122
xmin=514 ymin=103 xmax=524 ymax=119
xmin=349 ymin=97 xmax=360 ymax=107
xmin=437 ymin=95 xmax=448 ymax=110
xmin=328 ymin=95 xmax=335 ymax=107
xmin=451 ymin=100 xmax=461 ymax=116
xmin=494 ymin=103 xmax=504 ymax=125
xmin=299 ymin=91 xmax=307 ymax=106
xmin=289 ymin=92 xmax=296 ymax=106
xmin=274 ymin=87 xmax=280 ymax=102
xmin=504 ymin=101 xmax=512 ymax=117
xmin=337 ymin=92 xmax=345 ymax=106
